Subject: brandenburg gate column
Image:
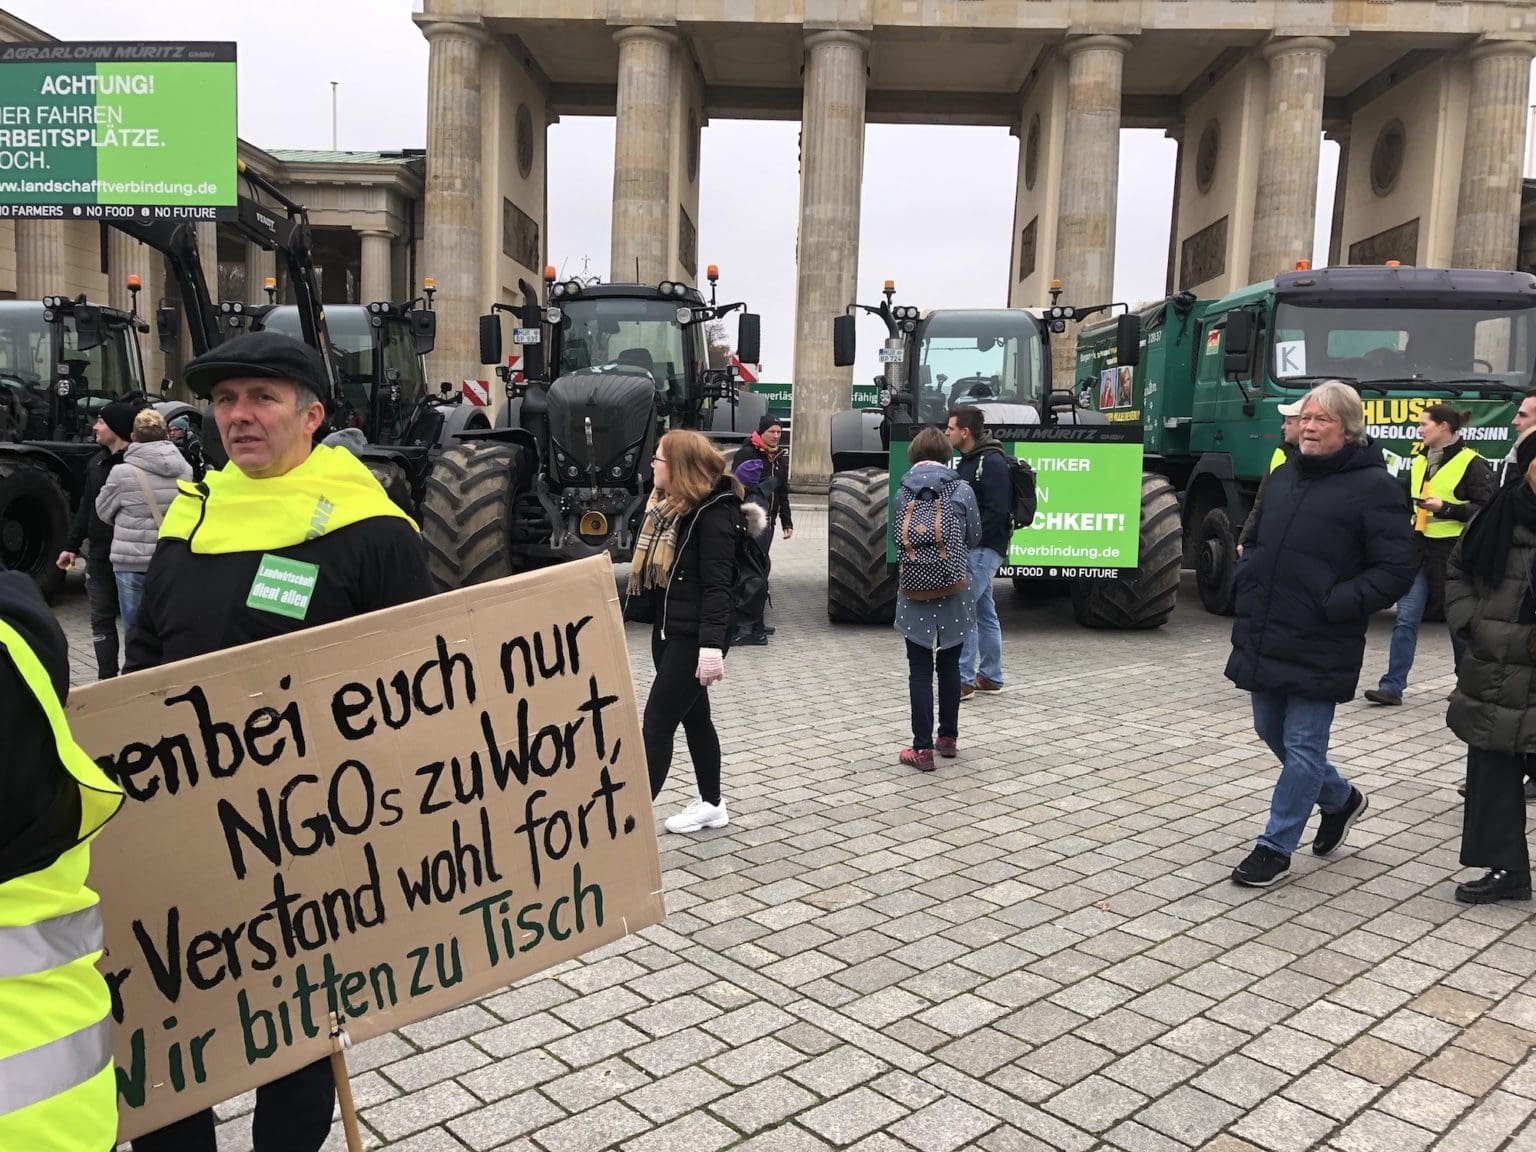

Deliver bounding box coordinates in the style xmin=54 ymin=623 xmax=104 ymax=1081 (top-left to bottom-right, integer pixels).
xmin=1452 ymin=39 xmax=1536 ymax=270
xmin=790 ymin=29 xmax=868 ymax=491
xmin=611 ymin=27 xmax=676 ymax=286
xmin=1248 ymin=36 xmax=1332 ymax=281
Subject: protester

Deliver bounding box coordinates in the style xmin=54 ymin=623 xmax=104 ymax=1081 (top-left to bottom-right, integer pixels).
xmin=628 ymin=429 xmax=748 ymax=832
xmin=1364 ymin=404 xmax=1496 ymax=705
xmin=730 ymin=414 xmax=793 ymax=644
xmin=1237 ymin=400 xmax=1302 ymax=553
xmin=1225 ymin=380 xmax=1417 ymax=887
xmin=167 ymin=412 xmax=207 ymax=480
xmin=55 ymin=399 xmax=135 ymax=679
xmin=125 ymin=330 xmax=434 ymax=1152
xmin=947 ymin=406 xmax=1009 ymax=699
xmin=0 ymin=569 xmax=124 ymax=1152
xmin=1500 ymin=389 xmax=1536 ymax=487
xmin=96 ymin=408 xmax=192 ymax=634
xmin=894 ymin=426 xmax=981 ymax=771
xmin=1444 ymin=427 xmax=1536 ymax=903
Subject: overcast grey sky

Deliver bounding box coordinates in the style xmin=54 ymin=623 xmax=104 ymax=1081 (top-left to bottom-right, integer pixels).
xmin=8 ymin=0 xmax=1525 ymax=382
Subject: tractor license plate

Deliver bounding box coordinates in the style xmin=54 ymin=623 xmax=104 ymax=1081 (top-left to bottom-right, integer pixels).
xmin=513 ymin=328 xmax=541 ymax=345
xmin=878 ymin=347 xmax=904 ymax=363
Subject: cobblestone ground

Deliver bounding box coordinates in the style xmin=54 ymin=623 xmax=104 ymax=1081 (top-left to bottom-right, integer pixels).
xmin=63 ymin=504 xmax=1536 ymax=1152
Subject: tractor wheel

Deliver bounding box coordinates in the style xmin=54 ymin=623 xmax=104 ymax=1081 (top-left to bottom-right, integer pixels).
xmin=420 ymin=442 xmax=521 ymax=590
xmin=0 ymin=459 xmax=70 ymax=599
xmin=366 ymin=461 xmax=415 ymax=517
xmin=828 ymin=467 xmax=896 ymax=624
xmin=1070 ymin=473 xmax=1182 ymax=630
xmin=1194 ymin=507 xmax=1239 ymax=616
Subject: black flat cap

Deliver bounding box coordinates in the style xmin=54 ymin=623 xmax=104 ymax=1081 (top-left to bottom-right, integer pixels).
xmin=183 ymin=330 xmax=330 ymax=401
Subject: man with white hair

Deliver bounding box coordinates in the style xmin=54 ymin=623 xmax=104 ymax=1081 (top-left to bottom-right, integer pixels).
xmin=1224 ymin=380 xmax=1418 ymax=888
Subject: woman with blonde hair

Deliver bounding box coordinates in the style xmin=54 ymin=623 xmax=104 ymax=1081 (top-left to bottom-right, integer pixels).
xmin=626 ymin=429 xmax=759 ymax=833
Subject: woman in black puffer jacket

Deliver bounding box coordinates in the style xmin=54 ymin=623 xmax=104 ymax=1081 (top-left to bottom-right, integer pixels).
xmin=626 ymin=430 xmax=747 ymax=836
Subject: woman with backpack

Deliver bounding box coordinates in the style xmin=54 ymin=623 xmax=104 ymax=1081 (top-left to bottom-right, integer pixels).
xmin=894 ymin=426 xmax=982 ymax=771
xmin=626 ymin=429 xmax=761 ymax=833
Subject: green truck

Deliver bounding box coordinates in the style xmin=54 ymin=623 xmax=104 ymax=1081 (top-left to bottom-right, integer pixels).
xmin=1076 ymin=265 xmax=1533 ymax=614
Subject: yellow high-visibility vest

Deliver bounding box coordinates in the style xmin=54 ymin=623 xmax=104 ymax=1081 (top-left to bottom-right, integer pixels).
xmin=1409 ymin=449 xmax=1477 ymax=538
xmin=0 ymin=619 xmax=123 ymax=1152
xmin=1269 ymin=447 xmax=1287 ymax=474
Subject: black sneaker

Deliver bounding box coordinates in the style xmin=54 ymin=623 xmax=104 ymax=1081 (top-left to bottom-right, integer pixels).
xmin=735 ymin=632 xmax=768 ymax=646
xmin=1363 ymin=689 xmax=1402 ymax=706
xmin=1455 ymin=869 xmax=1533 ymax=904
xmin=1312 ymin=787 xmax=1368 ymax=856
xmin=1232 ymin=845 xmax=1291 ymax=888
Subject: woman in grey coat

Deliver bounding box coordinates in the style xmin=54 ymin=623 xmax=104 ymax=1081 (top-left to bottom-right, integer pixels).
xmin=96 ymin=408 xmax=191 ymax=632
xmin=1445 ymin=428 xmax=1536 ymax=904
xmin=894 ymin=426 xmax=981 ymax=772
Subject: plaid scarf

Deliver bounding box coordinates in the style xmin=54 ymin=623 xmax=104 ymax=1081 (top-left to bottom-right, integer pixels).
xmin=626 ymin=491 xmax=686 ymax=594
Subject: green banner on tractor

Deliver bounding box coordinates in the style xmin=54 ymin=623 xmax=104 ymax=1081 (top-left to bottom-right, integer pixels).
xmin=887 ymin=425 xmax=1145 ymax=577
xmin=0 ymin=42 xmax=237 ymax=220
xmin=753 ymin=381 xmax=879 ymax=420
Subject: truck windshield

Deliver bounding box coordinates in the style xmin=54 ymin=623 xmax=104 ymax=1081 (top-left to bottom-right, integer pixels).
xmin=1271 ymin=300 xmax=1536 ymax=391
xmin=914 ymin=312 xmax=1044 ymax=410
xmin=557 ymin=297 xmax=693 ymax=404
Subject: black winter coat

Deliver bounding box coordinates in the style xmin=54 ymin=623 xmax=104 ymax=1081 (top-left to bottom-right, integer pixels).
xmin=732 ymin=440 xmax=793 ymax=531
xmin=1226 ymin=440 xmax=1418 ymax=702
xmin=64 ymin=447 xmax=123 ymax=555
xmin=957 ymin=437 xmax=1014 ymax=557
xmin=653 ymin=477 xmax=743 ymax=649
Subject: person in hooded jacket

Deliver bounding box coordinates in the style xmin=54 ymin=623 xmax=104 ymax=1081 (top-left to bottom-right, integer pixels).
xmin=947 ymin=405 xmax=1011 ymax=699
xmin=1226 ymin=380 xmax=1418 ymax=888
xmin=730 ymin=414 xmax=793 ymax=644
xmin=55 ymin=398 xmax=136 ymax=679
xmin=96 ymin=408 xmax=192 ymax=633
xmin=628 ymin=429 xmax=753 ymax=834
xmin=1444 ymin=427 xmax=1536 ymax=903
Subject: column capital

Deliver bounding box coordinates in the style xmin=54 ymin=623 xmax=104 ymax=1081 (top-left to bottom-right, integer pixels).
xmin=1261 ymin=36 xmax=1336 ymax=62
xmin=1062 ymin=34 xmax=1133 ymax=60
xmin=803 ymin=30 xmax=870 ymax=54
xmin=1468 ymin=37 xmax=1536 ymax=64
xmin=613 ymin=25 xmax=678 ymax=49
xmin=413 ymin=16 xmax=492 ymax=47
xmin=358 ymin=228 xmax=396 ymax=240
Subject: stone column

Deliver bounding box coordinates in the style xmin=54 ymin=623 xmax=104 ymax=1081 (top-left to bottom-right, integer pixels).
xmin=1051 ymin=34 xmax=1130 ymax=383
xmin=15 ymin=218 xmax=64 ymax=301
xmin=359 ymin=230 xmax=394 ymax=305
xmin=1164 ymin=125 xmax=1184 ymax=296
xmin=245 ymin=240 xmax=276 ymax=304
xmin=1248 ymin=37 xmax=1333 ymax=281
xmin=1326 ymin=126 xmax=1349 ymax=267
xmin=1453 ymin=40 xmax=1536 ymax=270
xmin=420 ymin=18 xmax=487 ymax=382
xmin=789 ymin=30 xmax=868 ymax=490
xmin=611 ymin=27 xmax=675 ymax=285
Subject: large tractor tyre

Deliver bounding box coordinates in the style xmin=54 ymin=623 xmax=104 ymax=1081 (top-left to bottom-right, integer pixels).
xmin=1194 ymin=507 xmax=1239 ymax=616
xmin=0 ymin=460 xmax=70 ymax=599
xmin=828 ymin=467 xmax=897 ymax=624
xmin=1070 ymin=473 xmax=1182 ymax=630
xmin=365 ymin=461 xmax=415 ymax=518
xmin=420 ymin=442 xmax=522 ymax=591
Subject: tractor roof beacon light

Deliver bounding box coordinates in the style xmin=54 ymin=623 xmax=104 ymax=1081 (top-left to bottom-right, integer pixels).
xmin=126 ymin=274 xmax=142 ymax=317
xmin=1386 ymin=260 xmax=1401 ymax=268
xmin=1049 ymin=279 xmax=1064 ymax=307
xmin=422 ymin=277 xmax=437 ymax=310
xmin=263 ymin=275 xmax=277 ymax=304
xmin=883 ymin=279 xmax=896 ymax=306
xmin=707 ymin=264 xmax=720 ymax=305
xmin=1295 ymin=259 xmax=1311 ymax=271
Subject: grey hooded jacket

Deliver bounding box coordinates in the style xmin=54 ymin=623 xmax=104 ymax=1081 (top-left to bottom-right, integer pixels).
xmin=96 ymin=440 xmax=192 ymax=573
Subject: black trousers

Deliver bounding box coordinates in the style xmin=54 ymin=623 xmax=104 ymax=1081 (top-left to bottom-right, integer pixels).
xmin=84 ymin=552 xmax=119 ymax=679
xmin=907 ymin=639 xmax=961 ymax=751
xmin=1462 ymin=745 xmax=1531 ymax=875
xmin=130 ymin=1058 xmax=335 ymax=1152
xmin=644 ymin=630 xmax=722 ymax=805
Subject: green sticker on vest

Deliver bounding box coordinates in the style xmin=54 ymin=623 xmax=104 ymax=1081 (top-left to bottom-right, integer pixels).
xmin=247 ymin=554 xmax=320 ymax=620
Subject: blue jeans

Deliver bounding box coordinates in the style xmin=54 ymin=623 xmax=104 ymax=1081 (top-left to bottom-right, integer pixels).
xmin=115 ymin=570 xmax=146 ymax=634
xmin=907 ymin=639 xmax=961 ymax=750
xmin=960 ymin=547 xmax=1004 ymax=686
xmin=1379 ymin=564 xmax=1467 ymax=695
xmin=1252 ymin=692 xmax=1353 ymax=857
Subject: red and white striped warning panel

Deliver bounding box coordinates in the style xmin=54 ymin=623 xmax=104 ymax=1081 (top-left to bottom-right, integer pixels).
xmin=730 ymin=356 xmax=760 ymax=384
xmin=462 ymin=378 xmax=491 ymax=407
xmin=507 ymin=351 xmax=525 ymax=384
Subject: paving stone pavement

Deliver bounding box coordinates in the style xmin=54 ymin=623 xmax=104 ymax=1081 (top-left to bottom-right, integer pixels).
xmin=61 ymin=503 xmax=1536 ymax=1151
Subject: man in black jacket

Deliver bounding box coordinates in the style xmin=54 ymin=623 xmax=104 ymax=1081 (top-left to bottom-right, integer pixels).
xmin=55 ymin=399 xmax=136 ymax=678
xmin=947 ymin=406 xmax=1012 ymax=698
xmin=730 ymin=414 xmax=793 ymax=644
xmin=1226 ymin=381 xmax=1417 ymax=888
xmin=126 ymin=331 xmax=434 ymax=1152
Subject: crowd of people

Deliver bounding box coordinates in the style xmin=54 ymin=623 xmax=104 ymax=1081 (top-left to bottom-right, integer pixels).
xmin=7 ymin=331 xmax=1536 ymax=1150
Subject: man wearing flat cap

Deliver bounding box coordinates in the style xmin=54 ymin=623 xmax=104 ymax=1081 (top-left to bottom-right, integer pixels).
xmin=125 ymin=331 xmax=434 ymax=1152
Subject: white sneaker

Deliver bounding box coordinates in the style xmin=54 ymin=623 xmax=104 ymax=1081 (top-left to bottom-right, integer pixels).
xmin=664 ymin=798 xmax=729 ymax=833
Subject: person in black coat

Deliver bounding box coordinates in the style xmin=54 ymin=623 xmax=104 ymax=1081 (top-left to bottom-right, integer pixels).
xmin=1225 ymin=381 xmax=1418 ymax=888
xmin=627 ymin=429 xmax=744 ymax=834
xmin=948 ymin=405 xmax=1013 ymax=696
xmin=730 ymin=414 xmax=793 ymax=643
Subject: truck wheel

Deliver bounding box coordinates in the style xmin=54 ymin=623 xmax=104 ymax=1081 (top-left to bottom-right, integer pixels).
xmin=1071 ymin=473 xmax=1181 ymax=630
xmin=0 ymin=460 xmax=69 ymax=599
xmin=828 ymin=467 xmax=896 ymax=624
xmin=420 ymin=442 xmax=520 ymax=590
xmin=1195 ymin=507 xmax=1238 ymax=616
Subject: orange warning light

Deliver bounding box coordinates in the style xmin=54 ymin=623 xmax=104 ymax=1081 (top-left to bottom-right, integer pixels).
xmin=125 ymin=274 xmax=142 ymax=290
xmin=1385 ymin=260 xmax=1401 ymax=268
xmin=544 ymin=265 xmax=557 ymax=281
xmin=707 ymin=264 xmax=719 ymax=281
xmin=1294 ymin=259 xmax=1311 ymax=271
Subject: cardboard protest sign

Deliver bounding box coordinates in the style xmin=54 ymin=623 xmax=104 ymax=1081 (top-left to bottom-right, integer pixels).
xmin=66 ymin=555 xmax=664 ymax=1140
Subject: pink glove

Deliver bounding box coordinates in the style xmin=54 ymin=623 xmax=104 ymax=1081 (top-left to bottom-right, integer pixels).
xmin=696 ymin=647 xmax=725 ymax=686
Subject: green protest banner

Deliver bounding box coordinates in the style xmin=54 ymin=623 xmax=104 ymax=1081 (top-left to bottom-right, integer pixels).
xmin=0 ymin=42 xmax=237 ymax=220
xmin=888 ymin=424 xmax=1144 ymax=576
xmin=751 ymin=381 xmax=879 ymax=420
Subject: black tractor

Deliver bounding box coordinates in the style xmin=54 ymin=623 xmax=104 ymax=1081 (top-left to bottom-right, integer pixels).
xmin=421 ymin=268 xmax=762 ymax=588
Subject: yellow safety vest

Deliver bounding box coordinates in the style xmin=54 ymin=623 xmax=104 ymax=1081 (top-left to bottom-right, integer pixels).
xmin=0 ymin=620 xmax=123 ymax=1152
xmin=1409 ymin=449 xmax=1477 ymax=538
xmin=1268 ymin=447 xmax=1287 ymax=474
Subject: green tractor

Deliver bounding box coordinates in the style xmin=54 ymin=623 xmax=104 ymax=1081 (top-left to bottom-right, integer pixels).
xmin=826 ymin=282 xmax=1183 ymax=629
xmin=420 ymin=269 xmax=762 ymax=587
